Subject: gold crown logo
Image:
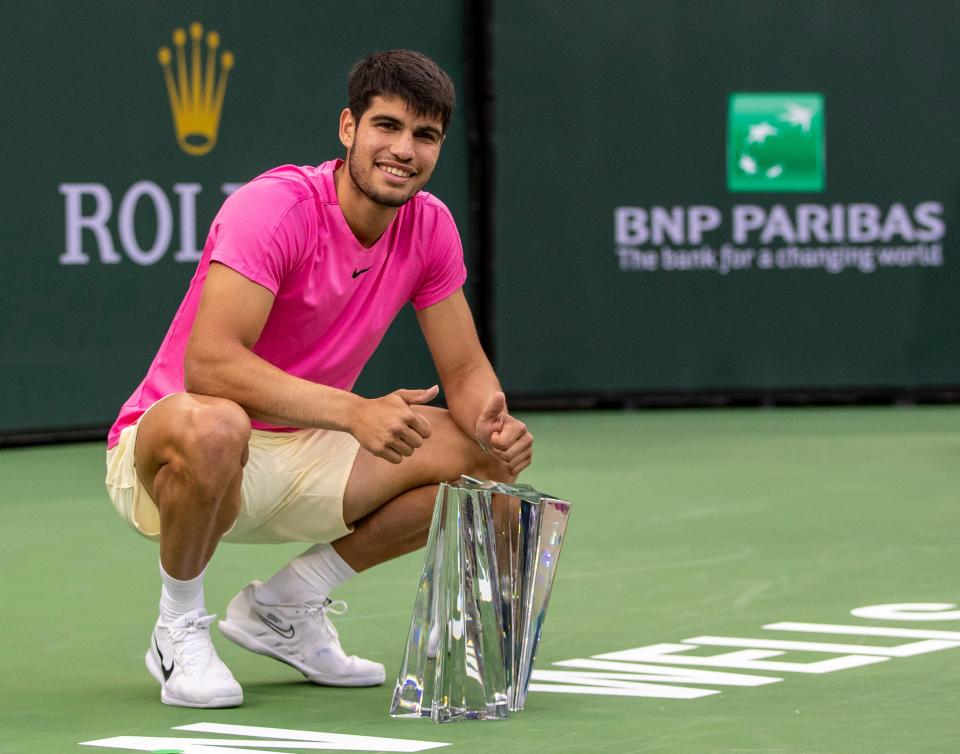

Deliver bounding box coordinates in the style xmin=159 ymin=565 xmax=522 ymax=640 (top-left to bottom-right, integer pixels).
xmin=158 ymin=22 xmax=234 ymax=157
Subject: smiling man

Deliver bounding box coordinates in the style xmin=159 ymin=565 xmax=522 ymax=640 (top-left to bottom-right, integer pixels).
xmin=103 ymin=50 xmax=533 ymax=708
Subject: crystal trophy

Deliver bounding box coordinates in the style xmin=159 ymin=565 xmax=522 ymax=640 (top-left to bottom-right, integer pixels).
xmin=389 ymin=476 xmax=571 ymax=722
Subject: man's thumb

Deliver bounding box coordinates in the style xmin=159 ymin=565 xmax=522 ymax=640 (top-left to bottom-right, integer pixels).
xmin=396 ymin=385 xmax=440 ymax=405
xmin=480 ymin=391 xmax=507 ymax=422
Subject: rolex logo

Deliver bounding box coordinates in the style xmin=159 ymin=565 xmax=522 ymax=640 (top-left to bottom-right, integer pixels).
xmin=157 ymin=22 xmax=234 ymax=157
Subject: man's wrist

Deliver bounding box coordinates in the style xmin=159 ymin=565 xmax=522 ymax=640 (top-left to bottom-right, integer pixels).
xmin=327 ymin=389 xmax=362 ymax=434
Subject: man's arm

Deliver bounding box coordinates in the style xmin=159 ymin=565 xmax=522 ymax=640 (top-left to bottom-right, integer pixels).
xmin=416 ymin=289 xmax=533 ymax=476
xmin=185 ymin=262 xmax=437 ymax=463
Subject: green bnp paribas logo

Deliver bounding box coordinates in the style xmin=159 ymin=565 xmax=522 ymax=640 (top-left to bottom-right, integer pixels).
xmin=727 ymin=93 xmax=825 ymax=192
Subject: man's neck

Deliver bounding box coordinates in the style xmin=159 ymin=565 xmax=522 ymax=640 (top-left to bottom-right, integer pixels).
xmin=334 ymin=164 xmax=399 ymax=248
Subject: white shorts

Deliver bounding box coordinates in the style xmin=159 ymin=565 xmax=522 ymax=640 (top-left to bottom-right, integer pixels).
xmin=104 ymin=399 xmax=361 ymax=545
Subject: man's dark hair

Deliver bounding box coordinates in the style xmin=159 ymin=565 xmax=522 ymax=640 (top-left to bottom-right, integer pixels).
xmin=348 ymin=50 xmax=455 ymax=134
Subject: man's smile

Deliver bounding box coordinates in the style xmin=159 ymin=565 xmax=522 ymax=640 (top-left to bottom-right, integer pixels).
xmin=376 ymin=161 xmax=417 ymax=182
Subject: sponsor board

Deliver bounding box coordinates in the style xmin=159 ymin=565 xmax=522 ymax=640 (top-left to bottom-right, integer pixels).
xmin=614 ymin=94 xmax=947 ymax=276
xmin=57 ymin=22 xmax=240 ymax=267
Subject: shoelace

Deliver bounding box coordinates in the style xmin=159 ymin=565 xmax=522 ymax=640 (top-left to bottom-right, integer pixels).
xmin=303 ymin=599 xmax=348 ymax=640
xmin=302 ymin=599 xmax=347 ymax=616
xmin=169 ymin=613 xmax=218 ymax=670
xmin=262 ymin=597 xmax=348 ymax=615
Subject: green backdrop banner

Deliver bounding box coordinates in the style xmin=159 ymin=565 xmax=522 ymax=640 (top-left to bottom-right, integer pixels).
xmin=493 ymin=1 xmax=960 ymax=395
xmin=8 ymin=1 xmax=960 ymax=436
xmin=1 ymin=0 xmax=470 ymax=435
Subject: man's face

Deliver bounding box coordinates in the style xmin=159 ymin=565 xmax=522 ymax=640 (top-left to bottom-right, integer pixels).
xmin=339 ymin=95 xmax=445 ymax=208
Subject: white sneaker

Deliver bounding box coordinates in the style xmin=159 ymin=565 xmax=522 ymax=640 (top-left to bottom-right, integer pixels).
xmin=219 ymin=581 xmax=386 ymax=687
xmin=145 ymin=609 xmax=243 ymax=708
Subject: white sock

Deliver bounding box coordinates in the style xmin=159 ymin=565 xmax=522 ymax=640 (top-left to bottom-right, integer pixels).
xmin=159 ymin=560 xmax=206 ymax=625
xmin=258 ymin=543 xmax=356 ymax=604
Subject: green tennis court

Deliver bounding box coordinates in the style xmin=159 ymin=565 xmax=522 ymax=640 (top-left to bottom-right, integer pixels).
xmin=2 ymin=406 xmax=957 ymax=753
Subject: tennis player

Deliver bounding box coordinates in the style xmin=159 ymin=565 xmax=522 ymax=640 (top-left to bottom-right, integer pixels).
xmin=104 ymin=50 xmax=532 ymax=708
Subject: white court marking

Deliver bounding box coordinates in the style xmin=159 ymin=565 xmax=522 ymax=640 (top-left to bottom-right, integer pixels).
xmin=531 ymin=602 xmax=960 ymax=700
xmin=81 ymin=722 xmax=449 ymax=753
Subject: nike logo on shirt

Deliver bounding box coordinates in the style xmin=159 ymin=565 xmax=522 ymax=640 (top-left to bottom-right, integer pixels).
xmin=352 ymin=266 xmax=372 ymax=278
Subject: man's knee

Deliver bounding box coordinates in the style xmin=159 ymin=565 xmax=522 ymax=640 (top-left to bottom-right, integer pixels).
xmin=179 ymin=397 xmax=251 ymax=472
xmin=139 ymin=394 xmax=250 ymax=491
xmin=134 ymin=398 xmax=247 ymax=548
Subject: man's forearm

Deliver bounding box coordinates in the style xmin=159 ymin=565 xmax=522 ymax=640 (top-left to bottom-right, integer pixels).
xmin=441 ymin=358 xmax=502 ymax=440
xmin=185 ymin=339 xmax=360 ymax=431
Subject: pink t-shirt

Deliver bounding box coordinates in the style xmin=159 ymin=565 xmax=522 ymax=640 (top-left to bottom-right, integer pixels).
xmin=107 ymin=160 xmax=466 ymax=448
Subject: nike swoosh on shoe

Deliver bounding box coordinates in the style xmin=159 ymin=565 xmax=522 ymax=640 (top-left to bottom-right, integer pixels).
xmin=155 ymin=635 xmax=175 ymax=681
xmin=259 ymin=613 xmax=296 ymax=639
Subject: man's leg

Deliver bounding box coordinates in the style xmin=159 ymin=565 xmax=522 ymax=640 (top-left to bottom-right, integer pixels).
xmin=133 ymin=393 xmax=250 ymax=708
xmin=333 ymin=485 xmax=438 ymax=571
xmin=219 ymin=406 xmax=509 ymax=685
xmin=135 ymin=393 xmax=251 ymax=579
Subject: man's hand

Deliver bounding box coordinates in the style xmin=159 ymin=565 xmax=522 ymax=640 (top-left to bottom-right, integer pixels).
xmin=475 ymin=392 xmax=533 ymax=476
xmin=352 ymin=386 xmax=439 ymax=464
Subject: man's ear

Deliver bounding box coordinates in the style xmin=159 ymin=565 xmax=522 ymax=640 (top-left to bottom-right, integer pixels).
xmin=339 ymin=107 xmax=356 ymax=149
